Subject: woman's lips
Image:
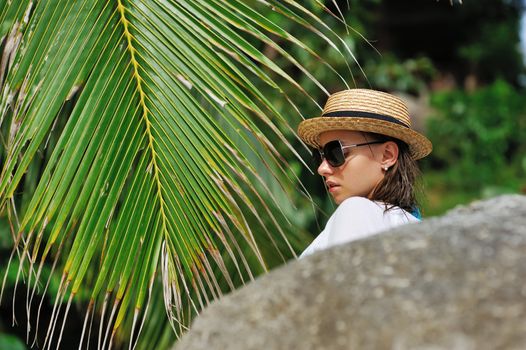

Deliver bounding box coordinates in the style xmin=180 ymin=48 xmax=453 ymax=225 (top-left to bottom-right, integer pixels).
xmin=326 ymin=181 xmax=339 ymax=193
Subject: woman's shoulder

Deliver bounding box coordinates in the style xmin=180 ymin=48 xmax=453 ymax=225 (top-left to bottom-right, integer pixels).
xmin=335 ymin=197 xmax=418 ymax=222
xmin=330 ymin=197 xmax=386 ymax=225
xmin=337 ymin=196 xmax=384 ymax=213
xmin=326 ymin=197 xmax=390 ymax=245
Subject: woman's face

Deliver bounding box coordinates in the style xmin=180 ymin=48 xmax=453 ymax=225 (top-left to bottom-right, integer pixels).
xmin=317 ymin=130 xmax=387 ymax=204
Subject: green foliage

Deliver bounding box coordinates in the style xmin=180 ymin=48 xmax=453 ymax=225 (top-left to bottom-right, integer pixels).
xmin=378 ymin=0 xmax=524 ymax=86
xmin=426 ymin=80 xmax=526 ymax=193
xmin=0 ymin=1 xmax=350 ymax=349
xmin=458 ymin=22 xmax=525 ymax=83
xmin=364 ymin=54 xmax=437 ymax=94
xmin=0 ymin=334 xmax=26 ymax=350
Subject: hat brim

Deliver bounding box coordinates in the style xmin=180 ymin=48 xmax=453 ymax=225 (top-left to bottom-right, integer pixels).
xmin=298 ymin=116 xmax=432 ymax=160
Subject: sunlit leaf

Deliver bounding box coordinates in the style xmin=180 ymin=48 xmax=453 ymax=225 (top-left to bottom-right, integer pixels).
xmin=0 ymin=0 xmax=349 ymax=348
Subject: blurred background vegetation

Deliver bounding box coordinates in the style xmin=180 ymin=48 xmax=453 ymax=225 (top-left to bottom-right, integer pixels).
xmin=265 ymin=0 xmax=526 ymax=233
xmin=1 ymin=0 xmax=525 ymax=348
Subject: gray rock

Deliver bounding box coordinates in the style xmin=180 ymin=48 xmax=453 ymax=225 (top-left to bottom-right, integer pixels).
xmin=176 ymin=195 xmax=526 ymax=350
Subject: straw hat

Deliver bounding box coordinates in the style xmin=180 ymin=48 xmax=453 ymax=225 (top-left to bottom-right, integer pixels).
xmin=298 ymin=89 xmax=432 ymax=160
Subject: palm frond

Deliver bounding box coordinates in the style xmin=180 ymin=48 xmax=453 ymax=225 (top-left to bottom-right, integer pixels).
xmin=0 ymin=0 xmax=350 ymax=348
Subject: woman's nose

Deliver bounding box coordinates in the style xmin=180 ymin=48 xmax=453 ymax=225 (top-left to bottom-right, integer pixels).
xmin=317 ymin=159 xmax=333 ymax=176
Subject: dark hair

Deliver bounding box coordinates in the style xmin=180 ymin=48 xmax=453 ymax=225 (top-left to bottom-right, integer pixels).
xmin=363 ymin=132 xmax=422 ymax=213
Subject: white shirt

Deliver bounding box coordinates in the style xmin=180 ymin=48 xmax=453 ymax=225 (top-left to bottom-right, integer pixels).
xmin=300 ymin=197 xmax=419 ymax=258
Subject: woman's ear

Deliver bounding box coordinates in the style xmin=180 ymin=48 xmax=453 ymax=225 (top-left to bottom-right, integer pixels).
xmin=380 ymin=141 xmax=399 ymax=167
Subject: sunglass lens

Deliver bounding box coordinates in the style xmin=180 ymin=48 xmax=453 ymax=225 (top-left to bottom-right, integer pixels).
xmin=324 ymin=140 xmax=345 ymax=167
xmin=311 ymin=149 xmax=322 ymax=168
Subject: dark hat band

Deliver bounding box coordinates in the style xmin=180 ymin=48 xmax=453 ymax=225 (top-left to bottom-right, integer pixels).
xmin=322 ymin=110 xmax=410 ymax=128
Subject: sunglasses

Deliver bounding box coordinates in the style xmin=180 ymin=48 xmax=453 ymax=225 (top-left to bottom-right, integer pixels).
xmin=312 ymin=140 xmax=385 ymax=168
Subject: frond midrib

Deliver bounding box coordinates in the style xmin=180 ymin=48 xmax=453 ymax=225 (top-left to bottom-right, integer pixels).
xmin=116 ymin=0 xmax=169 ymax=239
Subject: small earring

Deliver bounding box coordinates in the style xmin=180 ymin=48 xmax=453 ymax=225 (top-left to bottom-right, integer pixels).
xmin=383 ymin=166 xmax=389 ymax=171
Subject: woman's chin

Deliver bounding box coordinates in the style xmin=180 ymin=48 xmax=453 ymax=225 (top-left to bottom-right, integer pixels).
xmin=331 ymin=193 xmax=347 ymax=205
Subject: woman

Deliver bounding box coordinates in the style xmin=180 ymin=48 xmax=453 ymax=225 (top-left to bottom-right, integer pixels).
xmin=298 ymin=89 xmax=432 ymax=258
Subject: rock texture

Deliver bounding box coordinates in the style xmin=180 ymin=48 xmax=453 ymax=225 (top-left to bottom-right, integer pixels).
xmin=176 ymin=195 xmax=526 ymax=350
